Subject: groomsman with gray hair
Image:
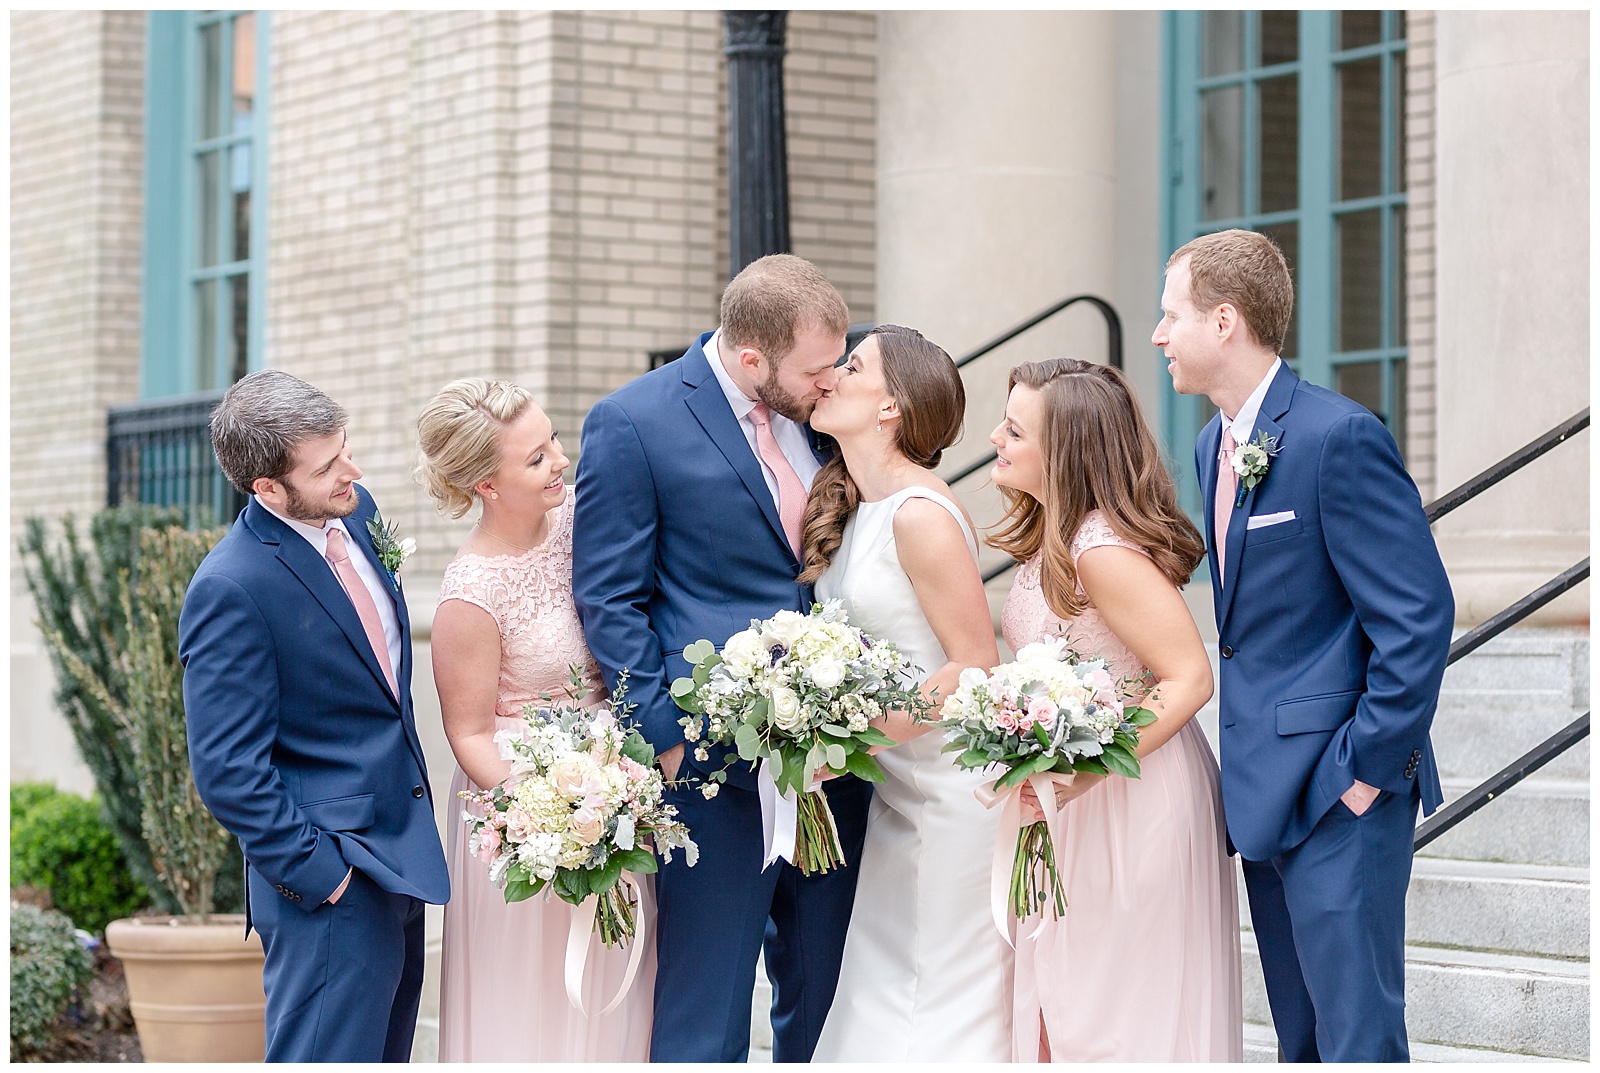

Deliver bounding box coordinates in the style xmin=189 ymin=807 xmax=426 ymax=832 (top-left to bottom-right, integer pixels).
xmin=181 ymin=370 xmax=448 ymax=1062
xmin=1156 ymin=229 xmax=1453 ymax=1062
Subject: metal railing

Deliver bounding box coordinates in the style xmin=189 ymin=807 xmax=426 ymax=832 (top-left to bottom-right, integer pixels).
xmin=106 ymin=391 xmax=242 ymax=524
xmin=1409 ymin=408 xmax=1590 ymax=850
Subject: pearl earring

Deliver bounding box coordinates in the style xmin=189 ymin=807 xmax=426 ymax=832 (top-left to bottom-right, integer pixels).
xmin=876 ymin=422 xmax=882 ymax=433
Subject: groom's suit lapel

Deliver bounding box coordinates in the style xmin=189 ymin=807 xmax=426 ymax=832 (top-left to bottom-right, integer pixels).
xmin=1217 ymin=363 xmax=1297 ymax=633
xmin=680 ymin=340 xmax=796 ymax=562
xmin=246 ymin=498 xmax=402 ymax=712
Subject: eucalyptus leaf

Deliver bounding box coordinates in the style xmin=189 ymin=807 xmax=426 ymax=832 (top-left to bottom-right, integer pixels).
xmin=683 ymin=639 xmax=716 ymax=665
xmin=824 ymin=742 xmax=847 ymax=770
xmin=820 ymin=723 xmax=851 ymax=737
xmin=734 ymin=723 xmax=762 ymax=762
xmin=669 ymin=677 xmax=697 ymax=699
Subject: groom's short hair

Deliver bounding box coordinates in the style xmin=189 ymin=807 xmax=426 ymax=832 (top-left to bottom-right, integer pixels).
xmin=211 ymin=370 xmax=348 ymax=494
xmin=719 ymin=253 xmax=850 ymax=364
xmin=1167 ymin=229 xmax=1294 ymax=355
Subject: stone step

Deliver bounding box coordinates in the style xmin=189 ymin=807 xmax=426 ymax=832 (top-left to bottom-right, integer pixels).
xmin=1406 ymin=858 xmax=1590 ymax=960
xmin=1420 ymin=777 xmax=1589 ymax=867
xmin=1242 ymin=930 xmax=1590 ymax=1061
xmin=1440 ymin=628 xmax=1589 ymax=708
xmin=1236 ymin=858 xmax=1590 ymax=961
xmin=1243 ymin=1020 xmax=1581 ymax=1063
xmin=1429 ymin=699 xmax=1589 ymax=781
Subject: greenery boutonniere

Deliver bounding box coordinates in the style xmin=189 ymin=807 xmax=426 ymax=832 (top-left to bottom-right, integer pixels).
xmin=367 ymin=512 xmax=416 ymax=587
xmin=1231 ymin=430 xmax=1280 ymax=507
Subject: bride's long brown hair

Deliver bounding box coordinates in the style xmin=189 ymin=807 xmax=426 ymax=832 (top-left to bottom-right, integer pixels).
xmin=988 ymin=358 xmax=1204 ymax=620
xmin=798 ymin=325 xmax=964 ymax=584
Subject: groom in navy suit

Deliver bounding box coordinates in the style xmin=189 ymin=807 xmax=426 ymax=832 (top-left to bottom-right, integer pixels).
xmin=181 ymin=371 xmax=449 ymax=1062
xmin=573 ymin=254 xmax=871 ymax=1062
xmin=1157 ymin=230 xmax=1454 ymax=1061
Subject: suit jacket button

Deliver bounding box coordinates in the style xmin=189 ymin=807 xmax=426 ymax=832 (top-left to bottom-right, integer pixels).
xmin=1220 ymin=645 xmax=1233 ymax=659
xmin=412 ymin=785 xmax=425 ymax=799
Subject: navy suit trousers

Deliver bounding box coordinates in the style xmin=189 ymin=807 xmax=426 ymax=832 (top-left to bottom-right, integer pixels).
xmin=248 ymin=866 xmax=426 ymax=1063
xmin=650 ymin=774 xmax=871 ymax=1062
xmin=1241 ymin=787 xmax=1419 ymax=1062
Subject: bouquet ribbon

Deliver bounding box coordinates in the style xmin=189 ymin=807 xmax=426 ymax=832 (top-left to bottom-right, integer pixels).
xmin=758 ymin=759 xmax=799 ymax=869
xmin=563 ymin=873 xmax=650 ymax=1016
xmin=974 ymin=771 xmax=1074 ymax=947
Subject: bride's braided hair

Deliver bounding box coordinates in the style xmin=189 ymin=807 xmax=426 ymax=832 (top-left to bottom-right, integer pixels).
xmin=798 ymin=325 xmax=964 ymax=584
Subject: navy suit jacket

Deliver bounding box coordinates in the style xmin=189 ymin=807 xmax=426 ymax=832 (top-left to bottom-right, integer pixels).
xmin=180 ymin=488 xmax=449 ymax=914
xmin=1198 ymin=364 xmax=1453 ymax=861
xmin=572 ymin=332 xmax=829 ymax=789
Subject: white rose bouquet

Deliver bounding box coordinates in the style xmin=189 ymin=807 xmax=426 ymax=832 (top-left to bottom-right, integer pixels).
xmin=459 ymin=672 xmax=697 ymax=952
xmin=670 ymin=601 xmax=931 ymax=875
xmin=939 ymin=636 xmax=1155 ymax=921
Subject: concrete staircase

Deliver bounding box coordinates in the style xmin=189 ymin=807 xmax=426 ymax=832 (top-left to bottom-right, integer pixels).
xmin=1241 ymin=626 xmax=1590 ymax=1063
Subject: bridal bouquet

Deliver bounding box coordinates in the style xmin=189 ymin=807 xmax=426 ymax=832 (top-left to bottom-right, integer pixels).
xmin=671 ymin=601 xmax=930 ymax=875
xmin=939 ymin=636 xmax=1155 ymax=920
xmin=459 ymin=672 xmax=697 ymax=949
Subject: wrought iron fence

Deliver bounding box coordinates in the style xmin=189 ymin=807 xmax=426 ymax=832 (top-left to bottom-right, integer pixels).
xmin=106 ymin=391 xmax=242 ymax=525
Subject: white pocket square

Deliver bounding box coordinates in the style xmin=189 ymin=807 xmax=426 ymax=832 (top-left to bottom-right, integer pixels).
xmin=1247 ymin=510 xmax=1297 ymax=530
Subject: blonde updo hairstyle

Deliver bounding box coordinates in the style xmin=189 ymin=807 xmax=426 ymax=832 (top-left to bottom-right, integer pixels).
xmin=798 ymin=324 xmax=964 ymax=584
xmin=415 ymin=377 xmax=536 ymax=518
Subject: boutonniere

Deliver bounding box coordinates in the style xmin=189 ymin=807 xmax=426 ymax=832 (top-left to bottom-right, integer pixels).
xmin=367 ymin=512 xmax=416 ymax=587
xmin=1231 ymin=431 xmax=1280 ymax=507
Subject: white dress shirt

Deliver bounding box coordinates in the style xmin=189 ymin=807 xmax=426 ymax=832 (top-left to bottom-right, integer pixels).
xmin=705 ymin=329 xmax=824 ymax=496
xmin=258 ymin=498 xmax=404 ymax=679
xmin=1224 ymin=356 xmax=1284 ymax=446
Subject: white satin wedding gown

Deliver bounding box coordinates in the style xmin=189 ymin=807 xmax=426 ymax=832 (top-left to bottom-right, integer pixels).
xmin=811 ymin=486 xmax=1013 ymax=1062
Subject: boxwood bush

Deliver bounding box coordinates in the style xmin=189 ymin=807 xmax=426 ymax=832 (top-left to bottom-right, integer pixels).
xmin=10 ymin=791 xmax=147 ymax=935
xmin=9 ymin=902 xmax=94 ymax=1060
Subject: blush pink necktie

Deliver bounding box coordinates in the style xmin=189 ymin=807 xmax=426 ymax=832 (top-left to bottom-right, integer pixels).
xmin=748 ymin=402 xmax=807 ymax=560
xmin=1214 ymin=427 xmax=1238 ymax=588
xmin=325 ymin=525 xmax=397 ymax=697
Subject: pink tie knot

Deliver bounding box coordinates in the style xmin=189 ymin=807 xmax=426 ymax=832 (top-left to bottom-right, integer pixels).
xmin=750 ymin=401 xmax=772 ymax=426
xmin=325 ymin=525 xmax=350 ymax=563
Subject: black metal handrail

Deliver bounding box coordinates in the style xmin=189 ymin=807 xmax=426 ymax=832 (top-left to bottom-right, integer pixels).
xmin=944 ymin=295 xmax=1125 ymax=494
xmin=1447 ymin=560 xmax=1590 ymax=666
xmin=954 ymin=293 xmax=1123 ymax=371
xmin=106 ymin=391 xmax=241 ymax=524
xmin=1415 ymin=711 xmax=1590 ymax=852
xmin=1424 ymin=409 xmax=1588 ymax=523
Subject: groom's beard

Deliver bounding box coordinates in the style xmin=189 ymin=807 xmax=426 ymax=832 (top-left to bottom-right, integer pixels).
xmin=754 ymin=367 xmax=814 ymax=424
xmin=280 ymin=477 xmax=360 ymax=523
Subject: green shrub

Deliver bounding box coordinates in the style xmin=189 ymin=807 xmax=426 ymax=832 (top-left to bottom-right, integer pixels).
xmin=10 ymin=793 xmax=147 ymax=935
xmin=9 ymin=902 xmax=94 ymax=1060
xmin=10 ymin=781 xmax=60 ymax=829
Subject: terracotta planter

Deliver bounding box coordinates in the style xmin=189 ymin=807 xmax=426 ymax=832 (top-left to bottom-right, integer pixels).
xmin=104 ymin=914 xmax=265 ymax=1062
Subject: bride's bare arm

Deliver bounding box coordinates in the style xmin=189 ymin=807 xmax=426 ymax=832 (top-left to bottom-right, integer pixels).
xmin=433 ymin=598 xmax=515 ymax=790
xmin=881 ymin=498 xmax=1001 ymax=744
xmin=1027 ymin=544 xmax=1213 ymax=812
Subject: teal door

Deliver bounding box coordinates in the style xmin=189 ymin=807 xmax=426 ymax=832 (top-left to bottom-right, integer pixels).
xmin=1162 ymin=11 xmax=1409 ymax=516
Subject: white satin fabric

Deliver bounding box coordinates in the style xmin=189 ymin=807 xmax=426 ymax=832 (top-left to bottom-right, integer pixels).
xmin=811 ymin=487 xmax=1014 ymax=1063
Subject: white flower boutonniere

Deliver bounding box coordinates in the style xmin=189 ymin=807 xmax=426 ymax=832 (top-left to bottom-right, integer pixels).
xmin=367 ymin=512 xmax=416 ymax=587
xmin=1231 ymin=431 xmax=1280 ymax=507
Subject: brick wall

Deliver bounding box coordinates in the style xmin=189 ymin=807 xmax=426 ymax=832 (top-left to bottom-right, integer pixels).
xmin=270 ymin=11 xmax=877 ymax=581
xmin=10 ymin=12 xmax=147 ymax=792
xmin=10 ymin=12 xmax=146 ymax=540
xmin=1404 ymin=11 xmax=1437 ymax=499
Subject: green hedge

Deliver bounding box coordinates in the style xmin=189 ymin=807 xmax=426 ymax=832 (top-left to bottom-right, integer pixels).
xmin=9 ymin=903 xmax=94 ymax=1060
xmin=11 ymin=790 xmax=148 ymax=935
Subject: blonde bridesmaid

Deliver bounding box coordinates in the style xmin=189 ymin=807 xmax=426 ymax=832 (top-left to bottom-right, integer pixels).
xmin=419 ymin=378 xmax=654 ymax=1061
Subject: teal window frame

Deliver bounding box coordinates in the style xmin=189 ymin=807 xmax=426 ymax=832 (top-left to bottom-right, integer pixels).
xmin=141 ymin=11 xmax=270 ymax=399
xmin=1161 ymin=11 xmax=1408 ymax=517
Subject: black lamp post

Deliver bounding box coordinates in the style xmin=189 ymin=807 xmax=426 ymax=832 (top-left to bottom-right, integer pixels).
xmin=722 ymin=11 xmax=791 ymax=279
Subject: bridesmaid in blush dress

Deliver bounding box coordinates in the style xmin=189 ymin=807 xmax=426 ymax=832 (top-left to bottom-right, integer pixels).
xmin=988 ymin=359 xmax=1242 ymax=1062
xmin=418 ymin=378 xmax=653 ymax=1062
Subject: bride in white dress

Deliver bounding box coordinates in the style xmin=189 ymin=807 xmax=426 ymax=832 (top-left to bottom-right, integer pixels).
xmin=801 ymin=325 xmax=1013 ymax=1062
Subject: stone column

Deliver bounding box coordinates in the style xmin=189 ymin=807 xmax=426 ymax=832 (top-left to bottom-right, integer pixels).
xmin=723 ymin=11 xmax=791 ymax=277
xmin=1432 ymin=12 xmax=1589 ymax=624
xmin=875 ymin=12 xmax=1127 ymax=463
